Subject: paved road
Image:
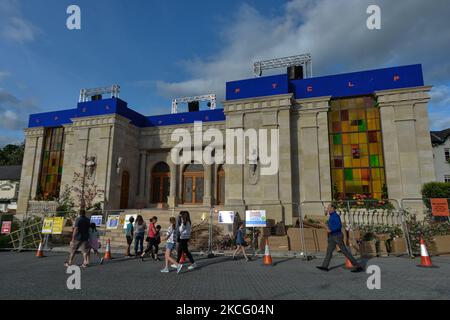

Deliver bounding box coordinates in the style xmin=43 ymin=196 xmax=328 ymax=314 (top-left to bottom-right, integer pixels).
xmin=0 ymin=251 xmax=449 ymax=300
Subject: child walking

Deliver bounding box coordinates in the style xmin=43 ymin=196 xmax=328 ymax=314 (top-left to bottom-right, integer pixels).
xmin=125 ymin=216 xmax=135 ymax=257
xmin=232 ymin=222 xmax=250 ymax=261
xmin=88 ymin=223 xmax=102 ymax=264
xmin=161 ymin=217 xmax=183 ymax=274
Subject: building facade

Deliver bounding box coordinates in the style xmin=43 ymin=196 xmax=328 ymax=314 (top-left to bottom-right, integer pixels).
xmin=18 ymin=64 xmax=436 ymax=223
xmin=0 ymin=165 xmax=21 ymax=213
xmin=431 ymin=129 xmax=450 ymax=183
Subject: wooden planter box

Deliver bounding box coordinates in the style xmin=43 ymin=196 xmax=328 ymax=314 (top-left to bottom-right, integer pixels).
xmin=389 ymin=237 xmax=407 ymax=256
xmin=360 ymin=240 xmax=377 ymax=258
xmin=431 ymin=235 xmax=450 ymax=256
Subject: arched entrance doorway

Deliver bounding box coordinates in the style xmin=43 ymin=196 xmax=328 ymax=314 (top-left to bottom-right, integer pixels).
xmin=120 ymin=171 xmax=130 ymax=209
xmin=151 ymin=162 xmax=170 ymax=203
xmin=217 ymin=165 xmax=225 ymax=205
xmin=183 ymin=164 xmax=204 ymax=204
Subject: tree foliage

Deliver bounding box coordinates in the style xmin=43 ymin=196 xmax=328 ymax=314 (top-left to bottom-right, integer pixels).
xmin=0 ymin=143 xmax=25 ymax=165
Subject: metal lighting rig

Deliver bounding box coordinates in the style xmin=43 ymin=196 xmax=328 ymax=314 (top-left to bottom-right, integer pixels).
xmin=79 ymin=84 xmax=120 ymax=102
xmin=253 ymin=53 xmax=312 ymax=78
xmin=171 ymin=94 xmax=217 ymax=114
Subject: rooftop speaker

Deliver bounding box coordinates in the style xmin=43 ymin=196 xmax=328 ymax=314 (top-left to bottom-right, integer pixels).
xmin=91 ymin=94 xmax=102 ymax=101
xmin=287 ymin=65 xmax=304 ymax=80
xmin=188 ymin=101 xmax=200 ymax=112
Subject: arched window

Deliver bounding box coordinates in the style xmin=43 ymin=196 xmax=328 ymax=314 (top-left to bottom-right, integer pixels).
xmin=151 ymin=162 xmax=170 ymax=203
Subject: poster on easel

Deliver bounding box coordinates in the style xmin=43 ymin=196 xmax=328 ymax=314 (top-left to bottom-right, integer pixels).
xmin=245 ymin=210 xmax=267 ymax=227
xmin=218 ymin=211 xmax=235 ymax=224
xmin=106 ymin=215 xmax=120 ymax=229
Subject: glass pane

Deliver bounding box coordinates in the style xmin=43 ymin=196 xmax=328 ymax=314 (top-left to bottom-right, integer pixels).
xmin=162 ymin=177 xmax=170 ymax=202
xmin=195 ymin=177 xmax=204 ymax=203
xmin=184 ymin=178 xmax=193 ymax=203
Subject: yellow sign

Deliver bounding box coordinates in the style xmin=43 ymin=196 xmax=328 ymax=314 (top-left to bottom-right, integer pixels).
xmin=51 ymin=217 xmax=65 ymax=235
xmin=42 ymin=217 xmax=65 ymax=235
xmin=42 ymin=218 xmax=54 ymax=234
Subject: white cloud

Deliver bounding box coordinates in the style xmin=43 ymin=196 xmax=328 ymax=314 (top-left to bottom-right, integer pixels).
xmin=0 ymin=0 xmax=40 ymax=43
xmin=156 ymin=0 xmax=450 ymax=102
xmin=0 ymin=88 xmax=38 ymax=132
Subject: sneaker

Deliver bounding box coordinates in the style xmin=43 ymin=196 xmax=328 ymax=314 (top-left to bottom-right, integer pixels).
xmin=160 ymin=268 xmax=169 ymax=273
xmin=188 ymin=263 xmax=197 ymax=270
xmin=171 ymin=264 xmax=178 ymax=269
xmin=316 ymin=266 xmax=329 ymax=272
xmin=177 ymin=264 xmax=183 ymax=274
xmin=351 ymin=266 xmax=364 ymax=273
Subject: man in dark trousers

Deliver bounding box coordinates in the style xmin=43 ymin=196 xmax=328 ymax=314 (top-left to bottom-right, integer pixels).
xmin=317 ymin=204 xmax=364 ymax=273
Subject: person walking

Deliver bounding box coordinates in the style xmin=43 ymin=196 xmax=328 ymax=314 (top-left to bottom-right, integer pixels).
xmin=232 ymin=222 xmax=250 ymax=261
xmin=177 ymin=211 xmax=197 ymax=270
xmin=65 ymin=209 xmax=91 ymax=268
xmin=134 ymin=215 xmax=146 ymax=256
xmin=161 ymin=217 xmax=183 ymax=274
xmin=88 ymin=222 xmax=101 ymax=264
xmin=317 ymin=204 xmax=364 ymax=273
xmin=141 ymin=216 xmax=159 ymax=261
xmin=125 ymin=216 xmax=135 ymax=257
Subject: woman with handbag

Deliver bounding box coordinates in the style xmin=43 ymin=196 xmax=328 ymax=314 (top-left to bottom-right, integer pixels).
xmin=232 ymin=222 xmax=250 ymax=262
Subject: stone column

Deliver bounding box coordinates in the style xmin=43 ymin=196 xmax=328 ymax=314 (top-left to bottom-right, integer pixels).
xmin=168 ymin=163 xmax=177 ymax=208
xmin=17 ymin=127 xmax=45 ymax=214
xmin=297 ymin=96 xmax=332 ymax=216
xmin=222 ymin=113 xmax=245 ymax=207
xmin=203 ymin=164 xmax=212 ymax=207
xmin=376 ymin=86 xmax=435 ymax=217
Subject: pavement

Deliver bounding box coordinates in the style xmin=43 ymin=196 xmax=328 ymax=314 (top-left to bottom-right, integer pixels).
xmin=1 ymin=251 xmax=450 ymax=300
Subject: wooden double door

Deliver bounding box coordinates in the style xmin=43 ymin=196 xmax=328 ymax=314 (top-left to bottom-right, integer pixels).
xmin=183 ymin=164 xmax=204 ymax=204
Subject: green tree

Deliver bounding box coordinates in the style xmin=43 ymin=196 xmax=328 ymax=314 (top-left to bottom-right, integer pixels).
xmin=0 ymin=143 xmax=25 ymax=165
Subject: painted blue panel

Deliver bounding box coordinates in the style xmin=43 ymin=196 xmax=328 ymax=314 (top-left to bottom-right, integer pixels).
xmin=226 ymin=74 xmax=289 ymax=100
xmin=146 ymin=109 xmax=225 ymax=127
xmin=291 ymin=64 xmax=424 ymax=99
xmin=28 ymin=108 xmax=78 ymax=128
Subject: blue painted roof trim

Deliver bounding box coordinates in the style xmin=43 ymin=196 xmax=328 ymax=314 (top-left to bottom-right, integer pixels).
xmin=28 ymin=98 xmax=225 ymax=128
xmin=226 ymin=64 xmax=424 ymax=100
xmin=28 ymin=64 xmax=424 ymax=129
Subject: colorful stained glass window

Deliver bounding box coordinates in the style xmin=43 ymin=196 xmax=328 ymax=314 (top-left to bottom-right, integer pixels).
xmin=328 ymin=96 xmax=386 ymax=200
xmin=38 ymin=127 xmax=65 ymax=199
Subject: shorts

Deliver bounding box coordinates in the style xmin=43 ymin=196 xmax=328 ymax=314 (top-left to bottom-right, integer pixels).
xmin=166 ymin=242 xmax=176 ymax=251
xmin=126 ymin=236 xmax=133 ymax=245
xmin=70 ymin=240 xmax=90 ymax=255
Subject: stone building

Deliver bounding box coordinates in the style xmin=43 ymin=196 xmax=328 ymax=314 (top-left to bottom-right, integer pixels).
xmin=17 ymin=64 xmax=435 ymax=223
xmin=431 ymin=128 xmax=450 ymax=183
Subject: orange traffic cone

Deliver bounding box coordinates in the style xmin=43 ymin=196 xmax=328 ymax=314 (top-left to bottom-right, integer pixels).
xmin=345 ymin=256 xmax=353 ymax=269
xmin=36 ymin=240 xmax=45 ymax=257
xmin=263 ymin=238 xmax=273 ymax=266
xmin=418 ymin=238 xmax=433 ymax=268
xmin=179 ymin=253 xmax=187 ymax=264
xmin=103 ymin=239 xmax=112 ymax=260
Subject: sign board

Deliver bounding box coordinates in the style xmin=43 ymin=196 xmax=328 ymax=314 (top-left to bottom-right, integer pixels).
xmin=42 ymin=217 xmax=54 ymax=234
xmin=106 ymin=215 xmax=120 ymax=229
xmin=90 ymin=215 xmax=103 ymax=227
xmin=123 ymin=214 xmax=138 ymax=229
xmin=218 ymin=211 xmax=235 ymax=224
xmin=245 ymin=210 xmax=267 ymax=227
xmin=1 ymin=221 xmax=11 ymax=234
xmin=431 ymin=198 xmax=450 ymax=217
xmin=51 ymin=217 xmax=64 ymax=235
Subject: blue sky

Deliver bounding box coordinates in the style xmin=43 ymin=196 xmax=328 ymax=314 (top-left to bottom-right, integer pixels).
xmin=1 ymin=0 xmax=450 ymax=145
